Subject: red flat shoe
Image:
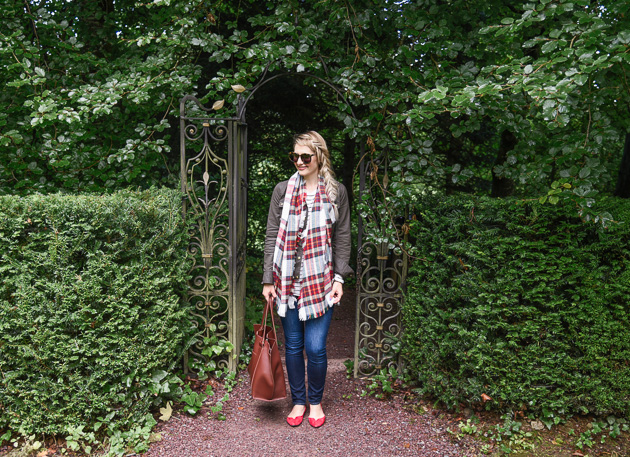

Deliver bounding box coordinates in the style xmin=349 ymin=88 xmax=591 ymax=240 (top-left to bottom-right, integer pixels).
xmin=287 ymin=411 xmax=305 ymax=427
xmin=308 ymin=415 xmax=326 ymax=428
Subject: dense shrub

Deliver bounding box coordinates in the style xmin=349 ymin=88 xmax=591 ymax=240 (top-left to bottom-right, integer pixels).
xmin=403 ymin=196 xmax=630 ymax=417
xmin=0 ymin=188 xmax=193 ymax=448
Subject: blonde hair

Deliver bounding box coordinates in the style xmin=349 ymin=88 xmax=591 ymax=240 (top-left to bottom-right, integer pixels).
xmin=294 ymin=131 xmax=339 ymax=219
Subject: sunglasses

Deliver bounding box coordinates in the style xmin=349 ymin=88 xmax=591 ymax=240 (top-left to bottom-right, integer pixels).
xmin=288 ymin=152 xmax=315 ymax=164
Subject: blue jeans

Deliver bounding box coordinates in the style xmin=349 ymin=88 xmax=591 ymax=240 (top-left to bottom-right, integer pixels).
xmin=280 ymin=306 xmax=334 ymax=406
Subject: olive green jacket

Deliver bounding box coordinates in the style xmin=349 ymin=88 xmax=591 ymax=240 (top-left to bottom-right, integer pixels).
xmin=262 ymin=179 xmax=354 ymax=284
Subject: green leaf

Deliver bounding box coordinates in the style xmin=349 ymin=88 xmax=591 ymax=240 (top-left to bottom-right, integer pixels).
xmin=573 ymin=74 xmax=588 ymax=86
xmin=541 ymin=41 xmax=557 ymax=54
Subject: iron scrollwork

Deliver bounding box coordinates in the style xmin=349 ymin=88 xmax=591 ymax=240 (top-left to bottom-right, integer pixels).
xmin=354 ymin=147 xmax=407 ymax=378
xmin=181 ymin=109 xmax=232 ymax=373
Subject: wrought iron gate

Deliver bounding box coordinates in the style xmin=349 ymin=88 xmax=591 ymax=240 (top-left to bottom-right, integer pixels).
xmin=354 ymin=147 xmax=408 ymax=377
xmin=180 ymin=95 xmax=247 ymax=374
xmin=178 ymin=68 xmax=406 ymax=378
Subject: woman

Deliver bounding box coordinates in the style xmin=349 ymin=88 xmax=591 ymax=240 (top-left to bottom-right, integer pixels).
xmin=262 ymin=131 xmax=352 ymax=428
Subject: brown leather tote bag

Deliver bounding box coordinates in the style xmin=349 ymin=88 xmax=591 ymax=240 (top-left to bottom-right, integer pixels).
xmin=247 ymin=297 xmax=287 ymax=401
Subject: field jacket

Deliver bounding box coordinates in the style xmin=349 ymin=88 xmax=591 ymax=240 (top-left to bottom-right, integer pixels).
xmin=262 ymin=179 xmax=353 ymax=284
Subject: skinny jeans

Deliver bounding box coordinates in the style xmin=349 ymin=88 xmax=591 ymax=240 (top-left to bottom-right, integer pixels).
xmin=280 ymin=305 xmax=334 ymax=406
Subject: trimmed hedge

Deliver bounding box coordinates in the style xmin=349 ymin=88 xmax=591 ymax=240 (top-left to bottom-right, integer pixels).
xmin=403 ymin=196 xmax=630 ymax=417
xmin=0 ymin=188 xmax=192 ymax=442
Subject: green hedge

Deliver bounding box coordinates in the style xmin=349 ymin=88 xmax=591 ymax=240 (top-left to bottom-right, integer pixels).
xmin=403 ymin=196 xmax=630 ymax=417
xmin=0 ymin=188 xmax=192 ymax=444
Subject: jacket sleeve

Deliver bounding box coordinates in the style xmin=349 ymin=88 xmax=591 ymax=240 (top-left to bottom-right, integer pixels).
xmin=262 ymin=182 xmax=286 ymax=284
xmin=332 ymin=183 xmax=354 ymax=278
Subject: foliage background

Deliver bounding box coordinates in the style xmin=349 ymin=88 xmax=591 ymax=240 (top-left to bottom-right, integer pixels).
xmin=2 ymin=0 xmax=629 ymax=211
xmin=1 ymin=0 xmax=630 ymax=450
xmin=403 ymin=195 xmax=630 ymax=417
xmin=0 ymin=189 xmax=192 ymax=452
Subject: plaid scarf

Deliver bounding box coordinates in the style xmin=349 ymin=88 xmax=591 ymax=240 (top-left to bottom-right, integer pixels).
xmin=272 ymin=172 xmax=336 ymax=321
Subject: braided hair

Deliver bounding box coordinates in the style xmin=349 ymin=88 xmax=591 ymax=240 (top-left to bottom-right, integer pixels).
xmin=293 ymin=131 xmax=339 ymax=219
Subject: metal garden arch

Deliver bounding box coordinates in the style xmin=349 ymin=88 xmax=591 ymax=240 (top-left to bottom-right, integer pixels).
xmin=180 ymin=65 xmax=407 ymax=376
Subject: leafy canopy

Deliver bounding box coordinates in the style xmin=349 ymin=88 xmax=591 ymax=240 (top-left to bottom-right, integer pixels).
xmin=0 ymin=0 xmax=628 ymax=220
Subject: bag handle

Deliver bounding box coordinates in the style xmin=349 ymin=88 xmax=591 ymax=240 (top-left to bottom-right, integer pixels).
xmin=259 ymin=296 xmax=277 ymax=342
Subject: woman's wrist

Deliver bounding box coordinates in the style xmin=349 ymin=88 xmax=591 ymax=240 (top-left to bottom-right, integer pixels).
xmin=333 ymin=274 xmax=344 ymax=284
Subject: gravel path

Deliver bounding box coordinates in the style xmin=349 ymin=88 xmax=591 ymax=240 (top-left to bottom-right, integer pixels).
xmin=145 ymin=293 xmax=482 ymax=457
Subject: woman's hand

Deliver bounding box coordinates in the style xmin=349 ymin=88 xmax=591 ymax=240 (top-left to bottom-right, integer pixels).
xmin=330 ymin=281 xmax=343 ymax=304
xmin=262 ymin=283 xmax=276 ymax=302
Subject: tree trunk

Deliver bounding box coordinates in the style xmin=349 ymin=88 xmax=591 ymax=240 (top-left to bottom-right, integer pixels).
xmin=614 ymin=133 xmax=630 ymax=198
xmin=491 ymin=129 xmax=517 ymax=197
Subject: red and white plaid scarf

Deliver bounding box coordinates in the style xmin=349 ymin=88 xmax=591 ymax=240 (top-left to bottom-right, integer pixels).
xmin=273 ymin=172 xmax=336 ymax=321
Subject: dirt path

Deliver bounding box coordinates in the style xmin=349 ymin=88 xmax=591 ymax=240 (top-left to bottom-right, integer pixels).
xmin=145 ymin=292 xmax=481 ymax=457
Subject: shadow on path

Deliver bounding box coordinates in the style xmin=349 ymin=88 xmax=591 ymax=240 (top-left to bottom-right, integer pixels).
xmin=145 ymin=290 xmax=481 ymax=457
